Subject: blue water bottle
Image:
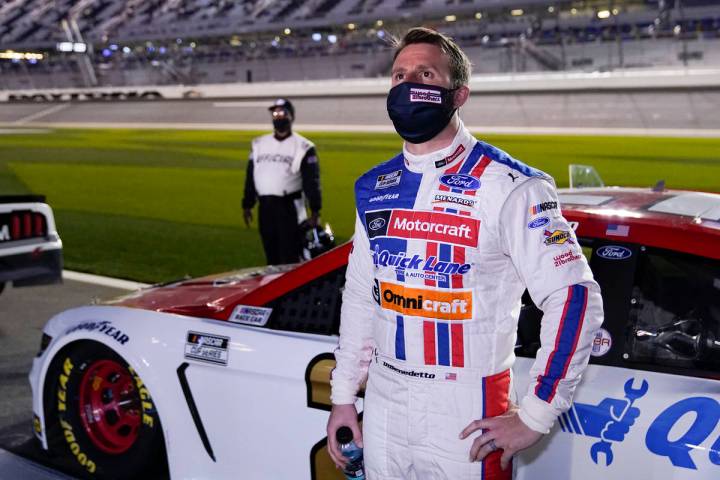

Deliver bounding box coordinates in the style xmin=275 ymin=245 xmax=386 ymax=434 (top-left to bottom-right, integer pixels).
xmin=336 ymin=426 xmax=365 ymax=480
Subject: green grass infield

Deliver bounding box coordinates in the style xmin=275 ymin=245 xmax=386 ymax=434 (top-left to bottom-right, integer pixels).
xmin=2 ymin=128 xmax=718 ymax=283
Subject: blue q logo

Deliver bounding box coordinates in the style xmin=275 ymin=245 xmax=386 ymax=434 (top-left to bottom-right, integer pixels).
xmin=646 ymin=397 xmax=720 ymax=470
xmin=560 ymin=378 xmax=649 ymax=466
xmin=597 ymin=245 xmax=632 ymax=260
xmin=439 ymin=174 xmax=481 ymax=190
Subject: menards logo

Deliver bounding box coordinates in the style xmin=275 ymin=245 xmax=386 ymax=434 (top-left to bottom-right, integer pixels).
xmin=378 ymin=281 xmax=472 ymax=320
xmin=365 ymin=209 xmax=479 ymax=247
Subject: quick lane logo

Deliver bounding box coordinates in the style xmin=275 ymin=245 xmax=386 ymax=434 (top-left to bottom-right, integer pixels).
xmin=529 ymin=201 xmax=558 ymax=216
xmin=373 ymin=248 xmax=471 ymax=281
xmin=543 ymin=229 xmax=574 ymax=246
xmin=378 ymin=281 xmax=472 ymax=320
xmin=434 ymin=144 xmax=466 ymax=168
xmin=431 ymin=191 xmax=477 ymax=210
xmin=365 ymin=209 xmax=479 ymax=248
xmin=375 ymin=170 xmax=402 ymax=190
xmin=409 ymin=87 xmax=442 ymax=104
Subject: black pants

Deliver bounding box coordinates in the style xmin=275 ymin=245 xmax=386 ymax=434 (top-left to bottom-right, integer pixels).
xmin=258 ymin=195 xmax=302 ymax=265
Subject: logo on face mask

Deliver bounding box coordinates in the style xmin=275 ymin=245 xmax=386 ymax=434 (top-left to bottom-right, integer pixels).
xmin=409 ymin=87 xmax=442 ymax=104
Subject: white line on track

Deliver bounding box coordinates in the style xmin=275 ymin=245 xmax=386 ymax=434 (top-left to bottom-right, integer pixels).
xmin=63 ymin=270 xmax=149 ymax=291
xmin=6 ymin=121 xmax=720 ymax=138
xmin=213 ymin=101 xmax=275 ymax=107
xmin=12 ymin=104 xmax=69 ymax=125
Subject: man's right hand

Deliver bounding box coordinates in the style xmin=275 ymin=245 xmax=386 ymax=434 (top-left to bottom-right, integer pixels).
xmin=326 ymin=403 xmax=362 ymax=469
xmin=243 ymin=208 xmax=253 ymax=227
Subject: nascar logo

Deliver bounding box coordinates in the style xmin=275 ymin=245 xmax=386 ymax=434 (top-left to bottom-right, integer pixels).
xmin=378 ymin=281 xmax=472 ymax=320
xmin=530 ymin=201 xmax=557 ymax=215
xmin=365 ymin=209 xmax=479 ymax=247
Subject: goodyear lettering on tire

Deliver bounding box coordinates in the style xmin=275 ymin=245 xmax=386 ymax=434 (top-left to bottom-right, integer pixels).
xmin=57 ymin=357 xmax=97 ymax=474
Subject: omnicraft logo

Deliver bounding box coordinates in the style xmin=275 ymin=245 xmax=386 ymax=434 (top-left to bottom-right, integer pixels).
xmin=365 ymin=209 xmax=479 ymax=247
xmin=409 ymin=87 xmax=442 ymax=104
xmin=378 ymin=281 xmax=472 ymax=320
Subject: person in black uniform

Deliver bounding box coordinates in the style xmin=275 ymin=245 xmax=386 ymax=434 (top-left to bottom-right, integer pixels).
xmin=242 ymin=98 xmax=322 ymax=265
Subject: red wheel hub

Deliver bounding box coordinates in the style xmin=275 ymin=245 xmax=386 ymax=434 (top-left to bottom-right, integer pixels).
xmin=78 ymin=359 xmax=142 ymax=454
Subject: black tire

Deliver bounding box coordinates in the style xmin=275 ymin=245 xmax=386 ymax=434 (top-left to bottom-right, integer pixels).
xmin=44 ymin=341 xmax=166 ymax=479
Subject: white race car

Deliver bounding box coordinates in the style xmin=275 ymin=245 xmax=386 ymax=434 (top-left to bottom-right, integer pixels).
xmin=29 ymin=186 xmax=720 ymax=480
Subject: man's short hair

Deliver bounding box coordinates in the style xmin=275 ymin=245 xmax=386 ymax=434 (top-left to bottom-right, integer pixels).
xmin=392 ymin=27 xmax=472 ymax=89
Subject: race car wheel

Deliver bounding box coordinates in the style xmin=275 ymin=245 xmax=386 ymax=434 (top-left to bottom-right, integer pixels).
xmin=45 ymin=342 xmax=166 ymax=479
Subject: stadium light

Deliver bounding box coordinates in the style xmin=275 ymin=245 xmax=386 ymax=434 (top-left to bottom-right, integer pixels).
xmin=445 ymin=15 xmax=457 ymax=22
xmin=190 ymin=42 xmax=196 ymax=48
xmin=284 ymin=28 xmax=291 ymax=35
xmin=673 ymin=25 xmax=682 ymax=35
xmin=511 ymin=9 xmax=523 ymax=16
xmin=377 ymin=30 xmax=385 ymax=38
xmin=347 ymin=23 xmax=356 ymax=30
xmin=376 ymin=20 xmax=383 ymax=27
xmin=230 ymin=36 xmax=241 ymax=46
xmin=57 ymin=42 xmax=73 ymax=52
xmin=102 ymin=48 xmax=112 ymax=57
xmin=73 ymin=43 xmax=87 ymax=53
xmin=122 ymin=46 xmax=131 ymax=53
xmin=312 ymin=33 xmax=322 ymax=42
xmin=612 ymin=8 xmax=619 ymax=15
xmin=109 ymin=44 xmax=118 ymax=51
xmin=328 ymin=34 xmax=338 ymax=44
xmin=548 ymin=6 xmax=555 ymax=13
xmin=475 ymin=12 xmax=483 ymax=20
xmin=0 ymin=50 xmax=44 ymax=60
xmin=597 ymin=10 xmax=611 ymax=19
xmin=571 ymin=8 xmax=578 ymax=15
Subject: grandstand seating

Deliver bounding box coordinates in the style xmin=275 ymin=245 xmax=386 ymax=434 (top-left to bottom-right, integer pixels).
xmin=1 ymin=0 xmax=719 ymax=90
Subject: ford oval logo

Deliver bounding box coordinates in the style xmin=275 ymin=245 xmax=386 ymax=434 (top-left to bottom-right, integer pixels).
xmin=439 ymin=174 xmax=481 ymax=190
xmin=597 ymin=245 xmax=632 ymax=260
xmin=527 ymin=217 xmax=550 ymax=229
xmin=368 ymin=218 xmax=386 ymax=231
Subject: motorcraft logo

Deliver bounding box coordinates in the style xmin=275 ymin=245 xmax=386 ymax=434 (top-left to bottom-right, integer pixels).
xmin=435 ymin=144 xmax=466 ymax=168
xmin=375 ymin=170 xmax=402 ymax=189
xmin=543 ymin=229 xmax=574 ymax=246
xmin=369 ymin=193 xmax=399 ymax=203
xmin=185 ymin=331 xmax=229 ymax=366
xmin=439 ymin=174 xmax=481 ymax=191
xmin=431 ymin=191 xmax=477 ymax=210
xmin=365 ymin=209 xmax=479 ymax=247
xmin=372 ymin=247 xmax=471 ymax=281
xmin=529 ymin=201 xmax=558 ymax=216
xmin=597 ymin=245 xmax=632 ymax=260
xmin=378 ymin=281 xmax=472 ymax=320
xmin=409 ymin=87 xmax=442 ymax=104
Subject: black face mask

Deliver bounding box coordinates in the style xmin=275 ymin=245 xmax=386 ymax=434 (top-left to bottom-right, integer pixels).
xmin=386 ymin=82 xmax=457 ymax=144
xmin=273 ymin=118 xmax=291 ymax=132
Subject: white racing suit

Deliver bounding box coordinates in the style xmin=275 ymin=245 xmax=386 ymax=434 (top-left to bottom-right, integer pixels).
xmin=331 ymin=124 xmax=603 ymax=479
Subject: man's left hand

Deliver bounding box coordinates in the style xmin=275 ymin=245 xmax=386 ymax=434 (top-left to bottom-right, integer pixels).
xmin=459 ymin=403 xmax=544 ymax=470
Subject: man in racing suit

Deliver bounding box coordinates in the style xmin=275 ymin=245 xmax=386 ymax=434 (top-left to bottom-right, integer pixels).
xmin=242 ymin=98 xmax=322 ymax=264
xmin=327 ymin=28 xmax=603 ymax=479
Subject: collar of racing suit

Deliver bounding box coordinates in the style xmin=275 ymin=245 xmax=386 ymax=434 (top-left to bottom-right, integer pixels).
xmin=401 ymin=120 xmax=477 ymax=174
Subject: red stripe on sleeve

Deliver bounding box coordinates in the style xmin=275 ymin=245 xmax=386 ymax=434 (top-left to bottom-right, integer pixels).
xmin=534 ymin=286 xmax=573 ymax=397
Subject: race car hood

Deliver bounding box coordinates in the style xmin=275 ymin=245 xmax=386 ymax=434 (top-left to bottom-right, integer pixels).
xmin=104 ymin=242 xmax=353 ymax=321
xmin=105 ymin=264 xmax=296 ymax=316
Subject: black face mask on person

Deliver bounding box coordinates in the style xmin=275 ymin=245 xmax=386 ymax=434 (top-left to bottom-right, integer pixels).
xmin=386 ymin=81 xmax=457 ymax=144
xmin=273 ymin=118 xmax=291 ymax=131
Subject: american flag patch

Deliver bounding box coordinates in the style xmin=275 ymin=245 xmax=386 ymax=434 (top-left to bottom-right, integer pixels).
xmin=445 ymin=372 xmax=457 ymax=381
xmin=606 ymin=224 xmax=630 ymax=237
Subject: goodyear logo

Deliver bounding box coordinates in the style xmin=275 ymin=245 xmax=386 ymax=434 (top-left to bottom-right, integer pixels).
xmin=378 ymin=281 xmax=472 ymax=320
